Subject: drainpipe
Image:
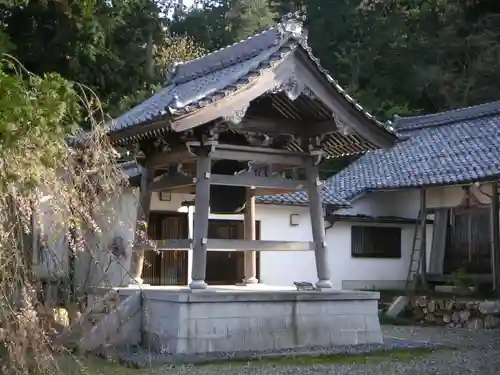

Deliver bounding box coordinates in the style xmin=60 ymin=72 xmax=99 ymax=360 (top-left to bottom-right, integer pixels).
xmin=324 ymin=204 xmax=341 ymax=231
xmin=490 ymin=181 xmax=499 ymax=293
xmin=325 ymin=216 xmax=335 ymax=231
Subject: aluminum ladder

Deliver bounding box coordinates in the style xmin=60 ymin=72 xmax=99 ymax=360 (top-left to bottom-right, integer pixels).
xmin=405 ymin=209 xmax=426 ymax=291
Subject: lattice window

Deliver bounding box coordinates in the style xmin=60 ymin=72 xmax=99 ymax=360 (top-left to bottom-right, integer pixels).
xmin=351 ymin=225 xmax=402 ymax=258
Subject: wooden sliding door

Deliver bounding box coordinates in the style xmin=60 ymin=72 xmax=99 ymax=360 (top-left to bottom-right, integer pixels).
xmin=143 ymin=212 xmax=188 ymax=285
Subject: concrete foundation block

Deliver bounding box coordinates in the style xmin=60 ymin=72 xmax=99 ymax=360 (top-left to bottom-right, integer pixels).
xmin=140 ymin=287 xmax=383 ymax=355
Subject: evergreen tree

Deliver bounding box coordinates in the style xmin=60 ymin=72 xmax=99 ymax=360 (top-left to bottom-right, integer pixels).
xmin=226 ymin=0 xmax=278 ymax=41
xmin=170 ymin=0 xmax=277 ymax=50
xmin=0 ymin=0 xmax=204 ymax=113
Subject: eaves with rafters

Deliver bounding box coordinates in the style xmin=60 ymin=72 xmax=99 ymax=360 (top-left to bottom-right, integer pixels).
xmin=109 ymin=13 xmax=396 ymax=159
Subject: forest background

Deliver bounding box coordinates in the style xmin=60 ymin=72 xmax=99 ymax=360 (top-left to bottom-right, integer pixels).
xmin=0 ymin=1 xmax=499 ymax=370
xmin=1 ymin=0 xmax=500 ymax=176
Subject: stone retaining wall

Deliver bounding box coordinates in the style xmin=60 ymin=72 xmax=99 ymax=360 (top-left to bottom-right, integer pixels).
xmin=407 ymin=296 xmax=500 ymax=329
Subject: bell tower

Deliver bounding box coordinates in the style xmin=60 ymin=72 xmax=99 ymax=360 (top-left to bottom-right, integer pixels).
xmin=108 ymin=13 xmax=396 ymax=289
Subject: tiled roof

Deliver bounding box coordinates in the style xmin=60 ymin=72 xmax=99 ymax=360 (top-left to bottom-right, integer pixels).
xmin=121 ymin=101 xmax=500 ymax=206
xmin=109 ymin=13 xmax=393 ymax=144
xmin=110 ymin=18 xmax=293 ymax=135
xmin=260 ymin=101 xmax=500 ymax=206
xmin=256 ymin=186 xmax=346 ymax=206
xmin=326 ymin=101 xmax=500 ymax=205
xmin=121 ymin=160 xmax=142 ymax=179
xmin=393 ymin=100 xmax=500 ymax=133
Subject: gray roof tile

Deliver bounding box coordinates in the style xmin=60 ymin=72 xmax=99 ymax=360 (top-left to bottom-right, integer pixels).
xmin=123 ymin=102 xmax=500 ymax=207
xmin=393 ymin=100 xmax=500 ymax=133
xmin=256 ymin=186 xmax=346 ymax=206
xmin=110 ymin=22 xmax=295 ymax=134
xmin=121 ymin=160 xmax=142 ymax=179
xmin=262 ymin=101 xmax=500 ymax=206
xmin=109 ymin=14 xmax=394 ymax=142
xmin=169 ymin=27 xmax=282 ymax=85
xmin=326 ymin=102 xmax=500 ymax=205
xmin=111 ymin=43 xmax=287 ymax=132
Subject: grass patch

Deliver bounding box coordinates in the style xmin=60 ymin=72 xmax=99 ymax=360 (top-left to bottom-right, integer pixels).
xmin=51 ymin=347 xmax=448 ymax=373
xmin=53 ymin=355 xmax=156 ymax=375
xmin=197 ymin=347 xmax=445 ymax=367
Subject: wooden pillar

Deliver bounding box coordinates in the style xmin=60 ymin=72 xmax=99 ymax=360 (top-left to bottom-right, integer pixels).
xmin=189 ymin=148 xmax=211 ymax=290
xmin=187 ymin=205 xmax=194 ymax=286
xmin=420 ymin=188 xmax=428 ymax=288
xmin=242 ymin=188 xmax=258 ymax=284
xmin=490 ymin=181 xmax=500 ymax=293
xmin=306 ymin=158 xmax=332 ymax=289
xmin=129 ymin=162 xmax=153 ymax=285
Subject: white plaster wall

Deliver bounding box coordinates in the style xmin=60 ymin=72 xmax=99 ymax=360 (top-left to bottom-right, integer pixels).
xmin=255 ymin=205 xmax=316 ymax=286
xmin=336 ymin=190 xmax=421 ymax=218
xmin=259 ymin=190 xmax=434 ymax=290
xmin=329 ymin=222 xmax=433 ymax=290
xmin=33 ymin=193 xmax=69 ymax=279
xmin=426 ymin=183 xmax=493 ymax=208
xmin=101 ymin=188 xmax=436 ymax=290
xmin=259 ymin=219 xmax=433 ymax=291
xmin=87 ymin=187 xmax=138 ymax=287
xmin=33 ymin=187 xmax=138 ymax=289
xmin=147 ymin=191 xmax=316 ymax=288
xmin=35 ymin=185 xmax=446 ymax=292
xmin=336 ymin=184 xmax=494 ymax=214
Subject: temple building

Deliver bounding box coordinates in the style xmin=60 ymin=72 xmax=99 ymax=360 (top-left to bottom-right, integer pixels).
xmin=61 ymin=13 xmax=399 ymax=358
xmin=108 ymin=13 xmax=396 ymax=290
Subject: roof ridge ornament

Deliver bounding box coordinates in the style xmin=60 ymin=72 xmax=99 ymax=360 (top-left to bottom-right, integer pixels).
xmin=164 ymin=61 xmax=182 ymax=85
xmin=281 ymin=11 xmax=307 ymax=23
xmin=279 ymin=12 xmax=307 ymax=41
xmin=167 ymin=94 xmax=184 ymax=115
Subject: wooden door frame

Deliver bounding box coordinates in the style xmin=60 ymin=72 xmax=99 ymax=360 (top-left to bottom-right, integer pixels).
xmin=444 ymin=206 xmax=491 ymax=275
xmin=204 ymin=218 xmax=261 ymax=284
xmin=145 ymin=211 xmax=189 ymax=285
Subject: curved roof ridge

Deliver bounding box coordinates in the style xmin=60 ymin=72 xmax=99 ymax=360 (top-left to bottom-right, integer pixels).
xmin=166 ymin=12 xmax=307 ymax=86
xmin=395 ymin=100 xmax=500 ymax=132
xmin=296 ymin=40 xmax=394 ymax=135
xmin=109 ymin=12 xmax=396 ymax=145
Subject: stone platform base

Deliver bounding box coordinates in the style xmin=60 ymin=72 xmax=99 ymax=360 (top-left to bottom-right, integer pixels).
xmin=121 ymin=285 xmax=383 ymax=355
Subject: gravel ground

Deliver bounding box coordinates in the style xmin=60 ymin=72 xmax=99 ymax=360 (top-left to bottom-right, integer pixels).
xmin=132 ymin=326 xmax=500 ymax=375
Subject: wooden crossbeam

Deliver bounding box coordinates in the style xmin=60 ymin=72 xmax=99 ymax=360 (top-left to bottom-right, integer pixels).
xmin=210 ymin=173 xmax=307 ymax=190
xmin=134 ymin=239 xmax=314 ymax=252
xmin=149 ymin=147 xmax=196 ymax=168
xmin=149 ymin=171 xmax=308 ymax=192
xmin=146 ymin=143 xmax=319 ymax=174
xmin=149 ymin=174 xmax=195 ymax=192
xmin=210 ymin=144 xmax=317 ymax=166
